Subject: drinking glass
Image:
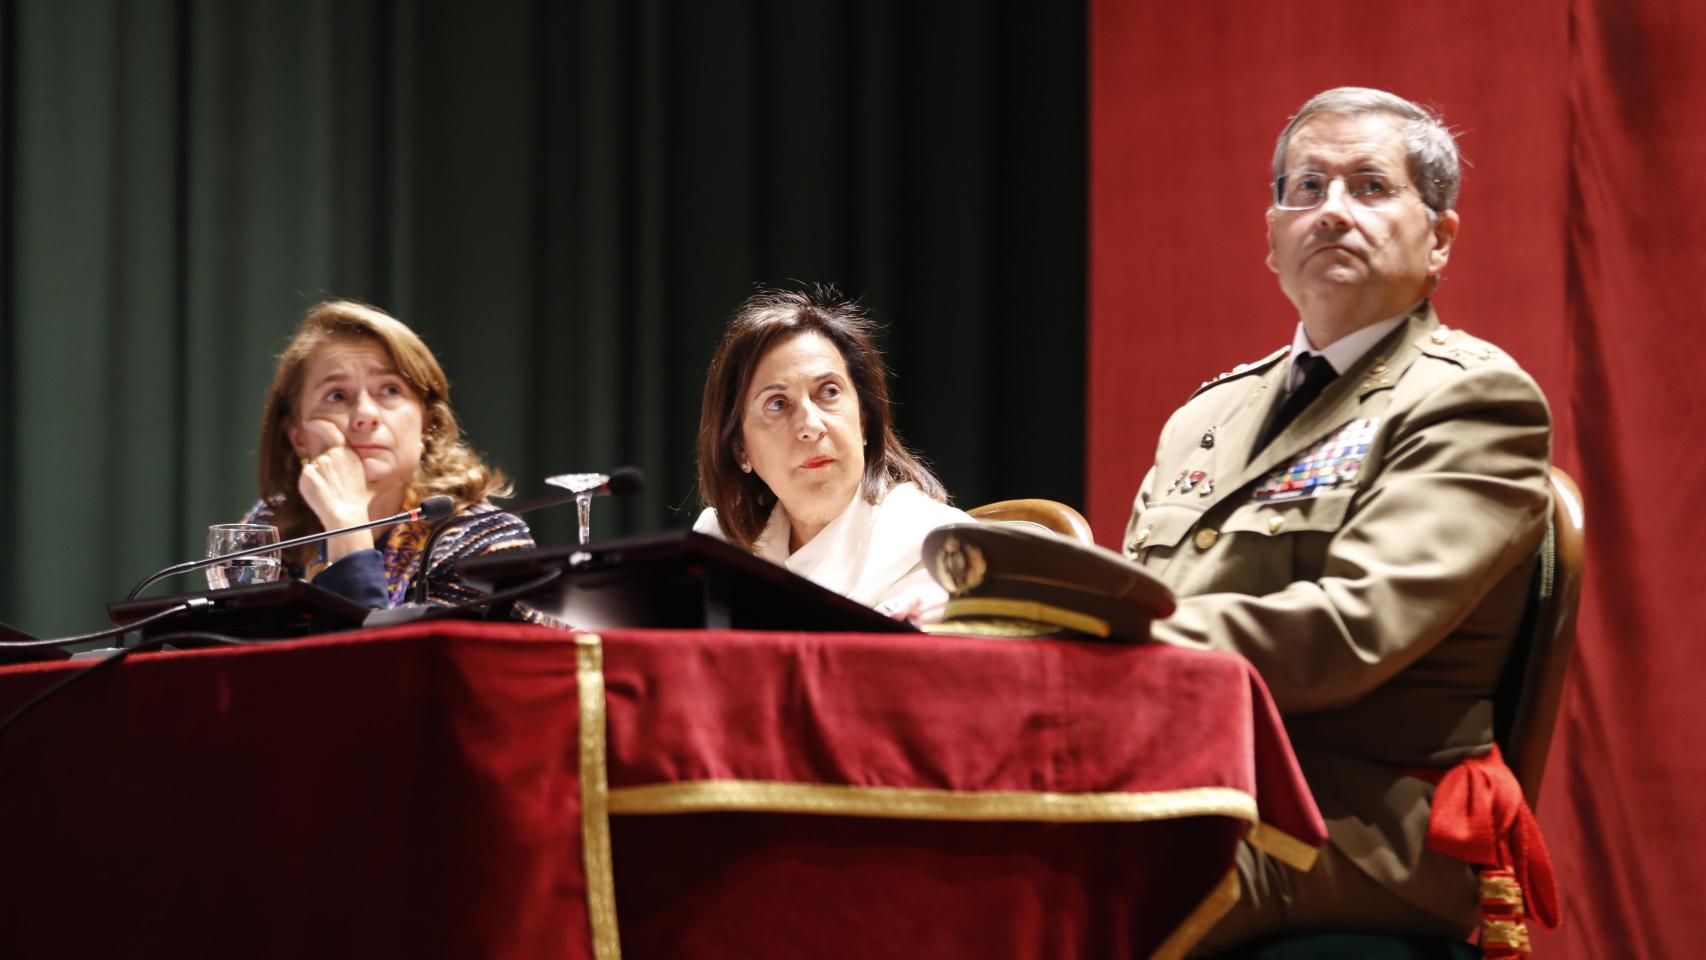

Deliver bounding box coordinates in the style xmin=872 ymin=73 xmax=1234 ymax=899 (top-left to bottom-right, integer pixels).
xmin=206 ymin=523 xmax=283 ymax=589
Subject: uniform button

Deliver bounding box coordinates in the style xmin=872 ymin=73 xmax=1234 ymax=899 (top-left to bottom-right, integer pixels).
xmin=1268 ymin=515 xmax=1285 ymax=533
xmin=1193 ymin=528 xmax=1218 ymax=550
xmin=1430 ymin=329 xmax=1450 ymax=344
xmin=1132 ymin=526 xmax=1151 ymax=546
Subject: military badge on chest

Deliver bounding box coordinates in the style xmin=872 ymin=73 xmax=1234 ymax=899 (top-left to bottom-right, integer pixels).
xmin=1167 ymin=469 xmax=1214 ymax=498
xmin=1252 ymin=417 xmax=1382 ymax=502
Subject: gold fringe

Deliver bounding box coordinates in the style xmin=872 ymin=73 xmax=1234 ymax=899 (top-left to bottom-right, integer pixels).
xmin=576 ymin=634 xmax=621 ymax=960
xmin=1151 ymin=867 xmax=1240 ymax=960
xmin=608 ymin=780 xmax=1258 ymax=824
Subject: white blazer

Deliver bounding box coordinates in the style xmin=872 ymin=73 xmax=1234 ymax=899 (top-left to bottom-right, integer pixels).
xmin=694 ymin=482 xmax=973 ymax=620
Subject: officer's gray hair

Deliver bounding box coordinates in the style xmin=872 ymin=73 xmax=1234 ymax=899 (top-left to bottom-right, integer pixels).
xmin=1271 ymin=87 xmax=1461 ymax=215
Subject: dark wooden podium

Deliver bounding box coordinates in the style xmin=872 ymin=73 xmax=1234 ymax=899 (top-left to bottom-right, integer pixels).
xmin=457 ymin=530 xmax=916 ymax=633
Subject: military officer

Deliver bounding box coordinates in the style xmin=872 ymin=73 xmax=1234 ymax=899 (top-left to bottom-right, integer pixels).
xmin=1123 ymin=88 xmax=1554 ymax=951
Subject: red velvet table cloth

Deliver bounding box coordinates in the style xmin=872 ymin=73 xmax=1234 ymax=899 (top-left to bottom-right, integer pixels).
xmin=0 ymin=622 xmax=1324 ymax=958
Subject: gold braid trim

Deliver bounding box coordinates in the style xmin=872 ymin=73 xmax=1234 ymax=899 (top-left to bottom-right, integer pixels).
xmin=939 ymin=597 xmax=1112 ymax=638
xmin=609 ymin=780 xmax=1266 ymax=960
xmin=576 ymin=635 xmax=621 ymax=960
xmin=1248 ymin=821 xmax=1320 ymax=871
xmin=1151 ymin=867 xmax=1241 ymax=960
xmin=608 ymin=780 xmax=1257 ymax=824
xmin=922 ymin=616 xmax=1070 ymax=638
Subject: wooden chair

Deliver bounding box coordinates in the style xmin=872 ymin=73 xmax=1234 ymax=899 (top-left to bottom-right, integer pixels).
xmin=1494 ymin=465 xmax=1586 ymax=808
xmin=966 ymin=498 xmax=1096 ymax=546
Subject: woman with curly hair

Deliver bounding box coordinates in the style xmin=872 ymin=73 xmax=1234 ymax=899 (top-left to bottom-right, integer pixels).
xmin=243 ymin=300 xmax=532 ymax=608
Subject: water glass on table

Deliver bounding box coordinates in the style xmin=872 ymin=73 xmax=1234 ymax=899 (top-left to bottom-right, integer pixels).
xmin=206 ymin=523 xmax=283 ymax=589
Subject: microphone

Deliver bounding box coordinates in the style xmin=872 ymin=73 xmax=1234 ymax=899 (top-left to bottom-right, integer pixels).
xmin=391 ymin=466 xmax=646 ymax=613
xmin=126 ymin=495 xmax=456 ymax=600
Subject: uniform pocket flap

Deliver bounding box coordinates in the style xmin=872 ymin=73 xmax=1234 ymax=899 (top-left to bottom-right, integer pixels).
xmin=1129 ymin=503 xmax=1205 ymax=550
xmin=1222 ymin=490 xmax=1354 ymax=537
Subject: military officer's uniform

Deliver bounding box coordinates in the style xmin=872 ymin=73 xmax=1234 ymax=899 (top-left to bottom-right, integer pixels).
xmin=1123 ymin=303 xmax=1553 ymax=944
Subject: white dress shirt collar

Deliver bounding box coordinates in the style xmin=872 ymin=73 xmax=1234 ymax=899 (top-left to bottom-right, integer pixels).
xmin=1285 ymin=303 xmax=1418 ymax=393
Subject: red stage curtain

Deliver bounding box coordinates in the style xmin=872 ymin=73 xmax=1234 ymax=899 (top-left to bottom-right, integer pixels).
xmin=1088 ymin=2 xmax=1706 ymax=957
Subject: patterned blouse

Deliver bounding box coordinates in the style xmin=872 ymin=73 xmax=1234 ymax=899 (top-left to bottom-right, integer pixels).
xmin=240 ymin=498 xmax=535 ymax=608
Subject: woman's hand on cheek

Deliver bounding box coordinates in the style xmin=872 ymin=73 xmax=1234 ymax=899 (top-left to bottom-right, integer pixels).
xmin=296 ymin=420 xmax=374 ymax=529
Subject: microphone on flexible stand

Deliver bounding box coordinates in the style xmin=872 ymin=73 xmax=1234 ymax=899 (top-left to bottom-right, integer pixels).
xmin=126 ymin=495 xmax=457 ymax=601
xmin=366 ymin=466 xmax=646 ymax=626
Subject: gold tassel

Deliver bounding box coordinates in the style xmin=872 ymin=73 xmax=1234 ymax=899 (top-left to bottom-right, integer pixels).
xmin=1481 ymin=918 xmax=1532 ymax=954
xmin=1479 ymin=868 xmax=1532 ymax=957
xmin=1480 ymin=872 xmax=1526 ymax=910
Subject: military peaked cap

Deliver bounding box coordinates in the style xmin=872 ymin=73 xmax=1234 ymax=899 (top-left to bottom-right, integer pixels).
xmin=922 ymin=523 xmax=1176 ymax=643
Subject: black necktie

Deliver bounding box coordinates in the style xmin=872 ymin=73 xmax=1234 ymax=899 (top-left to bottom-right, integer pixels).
xmin=1254 ymin=352 xmax=1337 ymax=456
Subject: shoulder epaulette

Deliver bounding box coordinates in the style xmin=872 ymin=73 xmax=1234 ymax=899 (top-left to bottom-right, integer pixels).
xmin=1189 ymin=345 xmax=1290 ymax=399
xmin=1416 ymin=324 xmax=1506 ymax=368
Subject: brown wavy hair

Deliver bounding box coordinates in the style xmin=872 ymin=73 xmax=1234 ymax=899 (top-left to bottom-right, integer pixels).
xmin=256 ymin=300 xmax=511 ymax=565
xmin=696 ymin=285 xmax=946 ymax=549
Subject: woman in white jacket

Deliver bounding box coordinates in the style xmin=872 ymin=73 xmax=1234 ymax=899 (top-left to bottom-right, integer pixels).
xmin=693 ymin=286 xmax=972 ymax=622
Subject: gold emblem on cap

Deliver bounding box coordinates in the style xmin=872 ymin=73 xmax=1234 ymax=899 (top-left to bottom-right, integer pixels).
xmin=934 ymin=535 xmax=988 ymax=594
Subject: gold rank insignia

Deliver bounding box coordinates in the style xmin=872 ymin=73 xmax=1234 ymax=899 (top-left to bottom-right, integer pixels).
xmin=1190 ymin=345 xmax=1289 ymax=398
xmin=933 ymin=535 xmax=988 ymax=593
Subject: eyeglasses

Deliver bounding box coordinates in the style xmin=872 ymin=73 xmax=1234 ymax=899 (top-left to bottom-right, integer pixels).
xmin=1272 ymin=171 xmax=1414 ymax=211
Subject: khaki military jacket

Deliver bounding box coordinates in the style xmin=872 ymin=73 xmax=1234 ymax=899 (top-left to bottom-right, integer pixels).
xmin=1122 ymin=305 xmax=1552 ymax=922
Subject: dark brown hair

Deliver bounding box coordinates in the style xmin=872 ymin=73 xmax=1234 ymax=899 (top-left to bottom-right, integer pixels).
xmin=256 ymin=300 xmax=510 ymax=566
xmin=696 ymin=285 xmax=946 ymax=549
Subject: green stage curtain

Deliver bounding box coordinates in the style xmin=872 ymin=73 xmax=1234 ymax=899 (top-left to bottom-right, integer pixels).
xmin=0 ymin=0 xmax=1085 ymax=634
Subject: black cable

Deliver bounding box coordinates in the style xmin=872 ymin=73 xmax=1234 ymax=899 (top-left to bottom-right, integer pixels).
xmin=0 ymin=598 xmax=210 ymax=649
xmin=0 ymin=628 xmax=254 ymax=754
xmin=407 ymin=566 xmax=567 ymax=622
xmin=0 ymin=645 xmax=138 ymax=751
xmin=412 ymin=491 xmax=582 ymax=604
xmin=128 ymin=497 xmax=455 ymax=600
xmin=0 ymin=570 xmax=554 ymax=757
xmin=410 ymin=514 xmax=462 ymax=604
